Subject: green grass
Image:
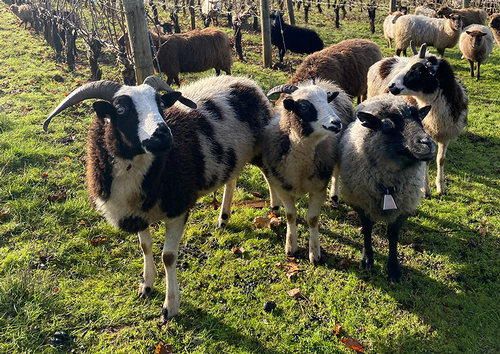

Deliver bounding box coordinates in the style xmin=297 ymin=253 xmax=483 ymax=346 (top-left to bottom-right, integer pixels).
xmin=1 ymin=3 xmax=500 ymax=353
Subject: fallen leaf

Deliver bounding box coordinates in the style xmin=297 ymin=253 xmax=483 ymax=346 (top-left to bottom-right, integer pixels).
xmin=252 ymin=192 xmax=263 ymax=198
xmin=41 ymin=173 xmax=48 ymax=182
xmin=254 ymin=216 xmax=271 ymax=228
xmin=286 ymin=288 xmax=303 ymax=299
xmin=479 ymin=227 xmax=487 ymax=237
xmin=232 ymin=246 xmax=245 ymax=255
xmin=47 ymin=191 xmax=67 ymax=203
xmin=0 ymin=209 xmax=10 ymax=219
xmin=155 ymin=342 xmax=173 ymax=354
xmin=236 ymin=199 xmax=270 ymax=208
xmin=268 ymin=216 xmax=282 ymax=228
xmin=334 ymin=323 xmax=343 ymax=336
xmin=90 ymin=237 xmax=106 ymax=246
xmin=340 ymin=335 xmax=364 ymax=352
xmin=275 ymin=258 xmax=300 ymax=279
xmin=347 ymin=210 xmax=358 ymax=218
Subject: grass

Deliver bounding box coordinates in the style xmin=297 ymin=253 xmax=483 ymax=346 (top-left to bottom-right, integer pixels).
xmin=1 ymin=2 xmax=500 ymax=353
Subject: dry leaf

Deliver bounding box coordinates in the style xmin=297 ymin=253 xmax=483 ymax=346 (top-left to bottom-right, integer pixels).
xmin=155 ymin=342 xmax=173 ymax=354
xmin=252 ymin=192 xmax=263 ymax=198
xmin=268 ymin=216 xmax=282 ymax=228
xmin=0 ymin=209 xmax=10 ymax=219
xmin=286 ymin=288 xmax=303 ymax=299
xmin=41 ymin=173 xmax=48 ymax=182
xmin=232 ymin=246 xmax=246 ymax=255
xmin=347 ymin=210 xmax=358 ymax=218
xmin=47 ymin=191 xmax=67 ymax=203
xmin=479 ymin=227 xmax=487 ymax=237
xmin=340 ymin=335 xmax=364 ymax=352
xmin=275 ymin=258 xmax=300 ymax=279
xmin=334 ymin=323 xmax=343 ymax=336
xmin=237 ymin=199 xmax=270 ymax=208
xmin=90 ymin=237 xmax=106 ymax=246
xmin=254 ymin=216 xmax=271 ymax=228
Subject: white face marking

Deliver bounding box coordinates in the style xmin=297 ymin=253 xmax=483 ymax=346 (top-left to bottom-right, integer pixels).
xmin=115 ymin=84 xmax=169 ymax=143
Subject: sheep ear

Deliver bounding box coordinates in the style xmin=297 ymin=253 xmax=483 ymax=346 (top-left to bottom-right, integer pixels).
xmin=93 ymin=101 xmax=116 ymax=120
xmin=465 ymin=30 xmax=472 ymax=35
xmin=418 ymin=105 xmax=432 ymax=121
xmin=357 ymin=111 xmax=379 ymax=129
xmin=327 ymin=91 xmax=339 ymax=103
xmin=283 ymin=98 xmax=295 ymax=111
xmin=160 ymin=91 xmax=182 ymax=109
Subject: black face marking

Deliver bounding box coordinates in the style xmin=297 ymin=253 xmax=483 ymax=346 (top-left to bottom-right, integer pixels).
xmin=119 ymin=215 xmax=149 ymax=233
xmin=288 ymin=99 xmax=318 ymax=137
xmin=402 ymin=62 xmax=439 ymax=95
xmin=379 ymin=57 xmax=399 ymax=80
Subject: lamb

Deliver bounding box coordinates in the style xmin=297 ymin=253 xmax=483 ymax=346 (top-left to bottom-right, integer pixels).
xmin=394 ymin=14 xmax=462 ymax=57
xmin=415 ymin=6 xmax=438 ymax=18
xmin=375 ymin=44 xmax=468 ymax=196
xmin=383 ymin=11 xmax=404 ymax=48
xmin=339 ymin=94 xmax=435 ymax=282
xmin=10 ymin=4 xmax=34 ymax=29
xmin=436 ymin=6 xmax=487 ymax=28
xmin=43 ymin=75 xmax=274 ymax=323
xmin=263 ymin=79 xmax=352 ymax=265
xmin=489 ymin=13 xmax=500 ymax=47
xmin=150 ymin=28 xmax=233 ymax=86
xmin=269 ymin=11 xmax=324 ymax=63
xmin=288 ymin=39 xmax=383 ymax=103
xmin=459 ymin=24 xmax=494 ymax=81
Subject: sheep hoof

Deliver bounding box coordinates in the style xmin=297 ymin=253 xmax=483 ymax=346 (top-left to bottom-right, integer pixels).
xmin=360 ymin=256 xmax=373 ymax=271
xmin=216 ymin=221 xmax=226 ymax=229
xmin=309 ymin=253 xmax=321 ymax=266
xmin=138 ymin=284 xmax=152 ymax=298
xmin=160 ymin=308 xmax=171 ymax=325
xmin=329 ymin=195 xmax=339 ymax=208
xmin=387 ymin=265 xmax=402 ymax=283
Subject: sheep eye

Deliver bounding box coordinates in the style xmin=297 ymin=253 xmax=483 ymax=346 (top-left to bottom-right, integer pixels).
xmin=116 ymin=106 xmax=125 ymax=115
xmin=381 ymin=120 xmax=394 ymax=131
xmin=159 ymin=101 xmax=166 ymax=109
xmin=299 ymin=103 xmax=308 ymax=111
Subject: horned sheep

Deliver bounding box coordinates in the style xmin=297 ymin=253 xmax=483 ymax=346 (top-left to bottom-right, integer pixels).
xmin=10 ymin=4 xmax=34 ymax=29
xmin=263 ymin=79 xmax=353 ymax=265
xmin=489 ymin=13 xmax=500 ymax=47
xmin=43 ymin=75 xmax=274 ymax=323
xmin=459 ymin=24 xmax=494 ymax=81
xmin=367 ymin=44 xmax=468 ymax=196
xmin=150 ymin=28 xmax=233 ymax=86
xmin=394 ymin=14 xmax=463 ymax=57
xmin=436 ymin=5 xmax=487 ymax=28
xmin=339 ymin=94 xmax=435 ymax=282
xmin=383 ymin=11 xmax=404 ymax=48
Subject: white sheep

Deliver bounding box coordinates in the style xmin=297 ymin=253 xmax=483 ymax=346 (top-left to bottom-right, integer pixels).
xmin=415 ymin=6 xmax=438 ymax=18
xmin=383 ymin=11 xmax=404 ymax=48
xmin=263 ymin=79 xmax=352 ymax=265
xmin=394 ymin=14 xmax=463 ymax=57
xmin=459 ymin=24 xmax=494 ymax=81
xmin=339 ymin=94 xmax=435 ymax=282
xmin=43 ymin=75 xmax=274 ymax=323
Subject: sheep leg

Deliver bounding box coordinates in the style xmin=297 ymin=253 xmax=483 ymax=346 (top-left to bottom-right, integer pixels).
xmin=436 ymin=142 xmax=448 ymax=195
xmin=160 ymin=212 xmax=188 ymax=323
xmin=468 ymin=59 xmax=474 ymax=78
xmin=328 ymin=162 xmax=341 ymax=207
xmin=279 ymin=48 xmax=285 ymax=63
xmin=476 ymin=61 xmax=481 ymax=81
xmin=138 ymin=227 xmax=157 ymax=298
xmin=215 ymin=68 xmax=221 ymax=76
xmin=358 ymin=209 xmax=374 ymax=271
xmin=259 ymin=170 xmax=282 ymax=216
xmin=281 ymin=194 xmax=298 ymax=257
xmin=386 ymin=215 xmax=406 ymax=283
xmin=423 ymin=160 xmax=432 ymax=198
xmin=307 ymin=190 xmax=326 ymax=265
xmin=217 ymin=178 xmax=237 ymax=228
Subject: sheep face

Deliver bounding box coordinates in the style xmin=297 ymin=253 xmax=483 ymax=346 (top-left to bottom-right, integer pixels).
xmin=93 ymin=85 xmax=180 ymax=157
xmin=387 ymin=56 xmax=440 ymax=98
xmin=283 ymin=86 xmax=342 ymax=137
xmin=445 ymin=14 xmax=463 ymax=31
xmin=465 ymin=30 xmax=489 ymax=48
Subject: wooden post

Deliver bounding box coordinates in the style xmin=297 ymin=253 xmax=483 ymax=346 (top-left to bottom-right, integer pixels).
xmin=286 ymin=0 xmax=295 ymax=25
xmin=462 ymin=0 xmax=470 ymax=8
xmin=389 ymin=0 xmax=396 ymax=12
xmin=261 ymin=0 xmax=272 ymax=68
xmin=122 ymin=0 xmax=155 ymax=84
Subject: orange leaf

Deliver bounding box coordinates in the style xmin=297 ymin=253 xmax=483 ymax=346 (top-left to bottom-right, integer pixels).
xmin=252 ymin=192 xmax=263 ymax=198
xmin=90 ymin=237 xmax=106 ymax=246
xmin=155 ymin=342 xmax=173 ymax=354
xmin=340 ymin=335 xmax=364 ymax=353
xmin=334 ymin=323 xmax=343 ymax=336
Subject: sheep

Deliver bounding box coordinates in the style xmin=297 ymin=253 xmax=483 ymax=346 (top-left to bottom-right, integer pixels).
xmin=43 ymin=75 xmax=274 ymax=323
xmin=269 ymin=11 xmax=324 ymax=63
xmin=383 ymin=11 xmax=404 ymax=48
xmin=489 ymin=13 xmax=500 ymax=47
xmin=201 ymin=0 xmax=221 ymax=26
xmin=263 ymin=79 xmax=353 ymax=265
xmin=437 ymin=6 xmax=487 ymax=28
xmin=339 ymin=94 xmax=435 ymax=282
xmin=10 ymin=4 xmax=34 ymax=29
xmin=372 ymin=44 xmax=468 ymax=197
xmin=414 ymin=6 xmax=438 ymax=18
xmin=288 ymin=39 xmax=383 ymax=104
xmin=459 ymin=24 xmax=494 ymax=81
xmin=394 ymin=14 xmax=463 ymax=57
xmin=149 ymin=28 xmax=233 ymax=86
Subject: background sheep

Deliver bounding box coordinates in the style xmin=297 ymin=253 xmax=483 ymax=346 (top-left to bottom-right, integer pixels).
xmin=394 ymin=14 xmax=462 ymax=57
xmin=437 ymin=5 xmax=487 ymax=28
xmin=288 ymin=39 xmax=383 ymax=103
xmin=269 ymin=11 xmax=324 ymax=63
xmin=459 ymin=24 xmax=494 ymax=81
xmin=383 ymin=11 xmax=404 ymax=48
xmin=10 ymin=4 xmax=34 ymax=29
xmin=415 ymin=6 xmax=438 ymax=18
xmin=488 ymin=13 xmax=500 ymax=47
xmin=43 ymin=75 xmax=274 ymax=323
xmin=150 ymin=28 xmax=232 ymax=86
xmin=263 ymin=79 xmax=352 ymax=265
xmin=340 ymin=94 xmax=435 ymax=282
xmin=201 ymin=0 xmax=221 ymax=26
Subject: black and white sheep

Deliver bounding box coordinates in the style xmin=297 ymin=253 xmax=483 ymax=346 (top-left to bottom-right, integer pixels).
xmin=43 ymin=75 xmax=274 ymax=323
xmin=488 ymin=13 xmax=500 ymax=47
xmin=383 ymin=11 xmax=404 ymax=48
xmin=368 ymin=44 xmax=468 ymax=196
xmin=339 ymin=94 xmax=435 ymax=282
xmin=10 ymin=4 xmax=34 ymax=29
xmin=201 ymin=0 xmax=221 ymax=26
xmin=459 ymin=24 xmax=494 ymax=81
xmin=394 ymin=14 xmax=463 ymax=57
xmin=269 ymin=11 xmax=324 ymax=63
xmin=288 ymin=39 xmax=383 ymax=103
xmin=436 ymin=6 xmax=487 ymax=28
xmin=150 ymin=28 xmax=233 ymax=86
xmin=263 ymin=79 xmax=352 ymax=265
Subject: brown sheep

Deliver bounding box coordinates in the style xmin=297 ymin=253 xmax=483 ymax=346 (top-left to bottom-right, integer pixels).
xmin=150 ymin=28 xmax=233 ymax=86
xmin=288 ymin=39 xmax=383 ymax=103
xmin=436 ymin=6 xmax=487 ymax=28
xmin=489 ymin=13 xmax=500 ymax=47
xmin=10 ymin=4 xmax=34 ymax=29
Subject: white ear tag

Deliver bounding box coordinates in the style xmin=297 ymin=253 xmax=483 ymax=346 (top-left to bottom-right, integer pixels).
xmin=383 ymin=193 xmax=397 ymax=210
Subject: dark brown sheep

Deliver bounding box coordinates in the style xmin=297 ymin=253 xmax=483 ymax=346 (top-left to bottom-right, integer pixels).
xmin=436 ymin=6 xmax=487 ymax=28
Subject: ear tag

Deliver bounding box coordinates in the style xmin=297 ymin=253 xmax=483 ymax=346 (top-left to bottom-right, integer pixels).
xmin=383 ymin=193 xmax=398 ymax=210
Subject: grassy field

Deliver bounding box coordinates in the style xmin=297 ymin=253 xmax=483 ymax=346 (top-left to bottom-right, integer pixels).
xmin=1 ymin=3 xmax=500 ymax=353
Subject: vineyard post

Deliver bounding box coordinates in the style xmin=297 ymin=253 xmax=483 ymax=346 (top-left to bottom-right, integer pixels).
xmin=261 ymin=0 xmax=272 ymax=68
xmin=462 ymin=0 xmax=470 ymax=8
xmin=390 ymin=0 xmax=396 ymax=12
xmin=287 ymin=0 xmax=295 ymax=25
xmin=122 ymin=0 xmax=155 ymax=84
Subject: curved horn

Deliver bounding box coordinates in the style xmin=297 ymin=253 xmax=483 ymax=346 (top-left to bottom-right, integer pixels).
xmin=43 ymin=80 xmax=122 ymax=131
xmin=143 ymin=75 xmax=197 ymax=109
xmin=419 ymin=43 xmax=427 ymax=59
xmin=410 ymin=40 xmax=418 ymax=56
xmin=267 ymin=84 xmax=299 ymax=97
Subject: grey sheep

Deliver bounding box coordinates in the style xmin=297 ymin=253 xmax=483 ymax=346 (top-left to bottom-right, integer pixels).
xmin=10 ymin=4 xmax=34 ymax=29
xmin=459 ymin=24 xmax=494 ymax=81
xmin=288 ymin=39 xmax=383 ymax=103
xmin=437 ymin=6 xmax=487 ymax=28
xmin=489 ymin=13 xmax=500 ymax=47
xmin=263 ymin=79 xmax=352 ymax=264
xmin=394 ymin=14 xmax=462 ymax=57
xmin=415 ymin=6 xmax=438 ymax=18
xmin=383 ymin=11 xmax=404 ymax=48
xmin=339 ymin=94 xmax=435 ymax=282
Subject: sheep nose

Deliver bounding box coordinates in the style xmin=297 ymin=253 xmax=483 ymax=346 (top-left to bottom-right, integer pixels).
xmin=142 ymin=123 xmax=173 ymax=155
xmin=323 ymin=120 xmax=342 ymax=133
xmin=420 ymin=136 xmax=436 ymax=154
xmin=388 ymin=83 xmax=401 ymax=95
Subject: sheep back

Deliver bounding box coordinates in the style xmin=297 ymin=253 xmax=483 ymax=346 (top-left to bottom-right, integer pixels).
xmin=289 ymin=39 xmax=383 ymax=100
xmin=459 ymin=24 xmax=494 ymax=63
xmin=437 ymin=6 xmax=487 ymax=28
xmin=489 ymin=13 xmax=500 ymax=47
xmin=383 ymin=11 xmax=404 ymax=47
xmin=270 ymin=14 xmax=324 ymax=55
xmin=415 ymin=6 xmax=437 ymax=18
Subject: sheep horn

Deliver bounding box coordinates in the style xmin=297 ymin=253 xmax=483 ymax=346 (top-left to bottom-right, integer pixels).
xmin=419 ymin=44 xmax=427 ymax=58
xmin=143 ymin=75 xmax=197 ymax=109
xmin=410 ymin=41 xmax=418 ymax=56
xmin=43 ymin=80 xmax=122 ymax=132
xmin=267 ymin=84 xmax=299 ymax=97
